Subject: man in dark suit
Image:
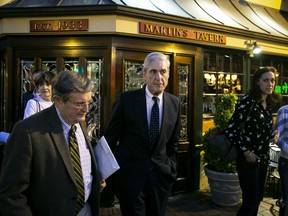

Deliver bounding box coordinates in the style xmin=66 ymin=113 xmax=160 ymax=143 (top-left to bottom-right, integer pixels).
xmin=0 ymin=71 xmax=105 ymax=216
xmin=104 ymin=52 xmax=181 ymax=216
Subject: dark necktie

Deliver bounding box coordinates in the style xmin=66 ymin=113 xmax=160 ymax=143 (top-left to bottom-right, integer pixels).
xmin=150 ymin=96 xmax=159 ymax=145
xmin=69 ymin=124 xmax=85 ymax=215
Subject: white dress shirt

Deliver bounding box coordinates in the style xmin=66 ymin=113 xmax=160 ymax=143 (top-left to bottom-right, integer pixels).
xmin=56 ymin=108 xmax=93 ymax=204
xmin=145 ymin=86 xmax=163 ymax=130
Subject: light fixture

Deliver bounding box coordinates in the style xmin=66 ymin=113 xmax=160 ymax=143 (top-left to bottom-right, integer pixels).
xmin=244 ymin=40 xmax=262 ymax=57
xmin=252 ymin=42 xmax=261 ymax=54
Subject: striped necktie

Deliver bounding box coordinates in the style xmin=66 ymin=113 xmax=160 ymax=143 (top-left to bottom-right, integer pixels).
xmin=69 ymin=124 xmax=85 ymax=215
xmin=150 ymin=96 xmax=159 ymax=145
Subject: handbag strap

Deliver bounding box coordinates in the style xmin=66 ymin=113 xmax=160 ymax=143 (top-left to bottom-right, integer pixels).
xmin=33 ymin=98 xmax=41 ymax=112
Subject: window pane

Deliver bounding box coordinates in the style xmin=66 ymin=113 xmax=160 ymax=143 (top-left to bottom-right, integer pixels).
xmin=86 ymin=59 xmax=102 ymax=142
xmin=178 ymin=63 xmax=189 ymax=141
xmin=20 ymin=58 xmax=35 ymax=94
xmin=42 ymin=58 xmax=57 ymax=73
xmin=124 ymin=60 xmax=144 ymax=91
xmin=64 ymin=58 xmax=79 ymax=74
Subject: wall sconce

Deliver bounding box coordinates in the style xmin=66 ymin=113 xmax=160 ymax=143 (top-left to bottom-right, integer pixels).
xmin=244 ymin=40 xmax=262 ymax=57
xmin=252 ymin=42 xmax=261 ymax=54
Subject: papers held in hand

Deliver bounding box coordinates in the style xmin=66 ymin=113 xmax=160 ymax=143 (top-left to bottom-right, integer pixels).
xmin=94 ymin=136 xmax=120 ymax=180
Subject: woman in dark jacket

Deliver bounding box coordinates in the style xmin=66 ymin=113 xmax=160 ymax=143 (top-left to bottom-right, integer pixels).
xmin=225 ymin=66 xmax=281 ymax=216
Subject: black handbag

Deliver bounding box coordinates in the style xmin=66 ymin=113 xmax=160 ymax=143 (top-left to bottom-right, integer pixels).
xmin=207 ymin=132 xmax=237 ymax=163
xmin=207 ymin=102 xmax=255 ymax=163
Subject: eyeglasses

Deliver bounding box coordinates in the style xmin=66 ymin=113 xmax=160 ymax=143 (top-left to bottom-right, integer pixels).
xmin=68 ymin=100 xmax=91 ymax=110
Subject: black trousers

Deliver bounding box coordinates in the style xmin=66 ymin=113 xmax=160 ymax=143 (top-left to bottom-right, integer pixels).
xmin=236 ymin=157 xmax=268 ymax=216
xmin=112 ymin=169 xmax=171 ymax=216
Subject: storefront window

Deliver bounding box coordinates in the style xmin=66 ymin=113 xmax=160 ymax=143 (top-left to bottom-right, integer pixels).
xmin=178 ymin=63 xmax=189 ymax=141
xmin=42 ymin=58 xmax=57 ymax=73
xmin=124 ymin=60 xmax=144 ymax=91
xmin=250 ymin=56 xmax=261 ymax=76
xmin=86 ymin=59 xmax=102 ymax=143
xmin=203 ymin=52 xmax=244 ymax=111
xmin=20 ymin=58 xmax=35 ymax=95
xmin=273 ymin=58 xmax=288 ymax=107
xmin=203 ymin=51 xmax=245 ymax=133
xmin=64 ymin=58 xmax=79 ymax=74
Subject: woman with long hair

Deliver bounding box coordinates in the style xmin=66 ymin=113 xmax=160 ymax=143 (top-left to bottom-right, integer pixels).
xmin=225 ymin=66 xmax=281 ymax=216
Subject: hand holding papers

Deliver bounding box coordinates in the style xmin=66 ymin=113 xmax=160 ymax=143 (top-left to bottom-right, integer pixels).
xmin=94 ymin=136 xmax=120 ymax=180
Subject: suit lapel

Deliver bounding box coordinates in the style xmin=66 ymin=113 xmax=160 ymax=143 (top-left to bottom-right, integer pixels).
xmin=134 ymin=88 xmax=150 ymax=145
xmin=158 ymin=93 xmax=173 ymax=144
xmin=46 ymin=106 xmax=76 ymax=183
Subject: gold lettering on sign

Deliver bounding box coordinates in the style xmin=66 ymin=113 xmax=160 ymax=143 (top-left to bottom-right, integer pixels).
xmin=139 ymin=22 xmax=226 ymax=44
xmin=30 ymin=19 xmax=88 ymax=32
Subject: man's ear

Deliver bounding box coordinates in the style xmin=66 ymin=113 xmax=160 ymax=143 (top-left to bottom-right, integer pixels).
xmin=52 ymin=95 xmax=61 ymax=104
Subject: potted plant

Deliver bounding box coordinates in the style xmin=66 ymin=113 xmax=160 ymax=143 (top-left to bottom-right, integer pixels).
xmin=202 ymin=93 xmax=242 ymax=207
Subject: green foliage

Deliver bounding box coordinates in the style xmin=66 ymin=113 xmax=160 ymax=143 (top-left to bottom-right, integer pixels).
xmin=214 ymin=93 xmax=238 ymax=131
xmin=202 ymin=94 xmax=238 ymax=173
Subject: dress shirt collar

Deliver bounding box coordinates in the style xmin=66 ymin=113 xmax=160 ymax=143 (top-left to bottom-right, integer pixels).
xmin=55 ymin=107 xmax=80 ymax=136
xmin=145 ymin=85 xmax=163 ymax=103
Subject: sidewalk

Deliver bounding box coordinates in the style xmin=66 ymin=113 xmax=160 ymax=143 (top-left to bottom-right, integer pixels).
xmin=99 ymin=189 xmax=280 ymax=216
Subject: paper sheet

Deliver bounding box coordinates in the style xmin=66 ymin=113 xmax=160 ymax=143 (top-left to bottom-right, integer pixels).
xmin=94 ymin=136 xmax=120 ymax=180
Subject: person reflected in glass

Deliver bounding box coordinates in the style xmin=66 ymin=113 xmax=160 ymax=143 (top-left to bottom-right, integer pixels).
xmin=225 ymin=66 xmax=281 ymax=216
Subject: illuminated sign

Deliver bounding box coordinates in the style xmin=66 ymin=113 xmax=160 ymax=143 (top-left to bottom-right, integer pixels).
xmin=275 ymin=83 xmax=288 ymax=94
xmin=139 ymin=22 xmax=226 ymax=44
xmin=30 ymin=19 xmax=88 ymax=32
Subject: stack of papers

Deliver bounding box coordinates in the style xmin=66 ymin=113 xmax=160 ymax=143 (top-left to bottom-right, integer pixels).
xmin=94 ymin=136 xmax=120 ymax=180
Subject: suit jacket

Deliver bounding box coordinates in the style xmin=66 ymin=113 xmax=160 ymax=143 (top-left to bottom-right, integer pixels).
xmin=104 ymin=87 xmax=181 ymax=193
xmin=0 ymin=105 xmax=101 ymax=216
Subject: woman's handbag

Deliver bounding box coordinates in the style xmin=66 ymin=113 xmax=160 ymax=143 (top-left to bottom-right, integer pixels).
xmin=207 ymin=102 xmax=255 ymax=163
xmin=207 ymin=132 xmax=237 ymax=163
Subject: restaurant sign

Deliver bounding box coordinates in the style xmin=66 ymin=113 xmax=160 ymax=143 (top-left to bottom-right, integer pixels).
xmin=275 ymin=83 xmax=288 ymax=95
xmin=139 ymin=22 xmax=226 ymax=44
xmin=30 ymin=19 xmax=88 ymax=32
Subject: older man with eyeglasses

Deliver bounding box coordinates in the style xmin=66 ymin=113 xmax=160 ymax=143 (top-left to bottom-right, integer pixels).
xmin=0 ymin=71 xmax=105 ymax=216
